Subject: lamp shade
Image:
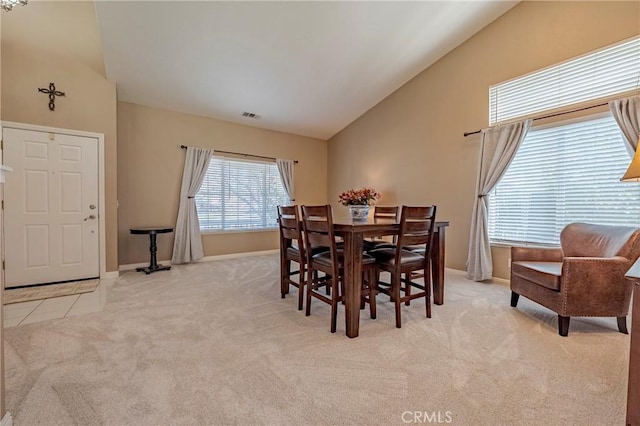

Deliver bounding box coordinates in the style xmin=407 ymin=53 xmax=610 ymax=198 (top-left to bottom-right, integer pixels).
xmin=621 ymin=137 xmax=640 ymax=182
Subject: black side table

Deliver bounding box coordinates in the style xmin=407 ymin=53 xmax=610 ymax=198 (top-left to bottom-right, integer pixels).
xmin=130 ymin=227 xmax=174 ymax=274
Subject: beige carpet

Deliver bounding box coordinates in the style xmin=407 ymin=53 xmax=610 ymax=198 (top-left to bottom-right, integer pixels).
xmin=4 ymin=255 xmax=629 ymax=425
xmin=3 ymin=279 xmax=100 ymax=304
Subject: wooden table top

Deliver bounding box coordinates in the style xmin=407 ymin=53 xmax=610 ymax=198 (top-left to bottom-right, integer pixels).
xmin=130 ymin=227 xmax=174 ymax=234
xmin=331 ymin=215 xmax=449 ymax=232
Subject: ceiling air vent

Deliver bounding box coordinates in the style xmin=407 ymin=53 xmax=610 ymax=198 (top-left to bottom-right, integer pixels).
xmin=242 ymin=112 xmax=261 ymax=119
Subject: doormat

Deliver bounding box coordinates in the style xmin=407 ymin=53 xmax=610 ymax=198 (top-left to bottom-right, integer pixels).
xmin=3 ymin=279 xmax=100 ymax=305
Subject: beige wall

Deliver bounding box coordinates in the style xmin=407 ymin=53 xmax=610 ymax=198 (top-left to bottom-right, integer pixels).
xmin=328 ymin=1 xmax=640 ymax=280
xmin=0 ymin=21 xmax=3 ymax=420
xmin=117 ymin=102 xmax=327 ymax=265
xmin=1 ymin=2 xmax=119 ymax=273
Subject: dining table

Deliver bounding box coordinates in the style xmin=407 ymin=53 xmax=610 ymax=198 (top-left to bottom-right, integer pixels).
xmin=332 ymin=215 xmax=450 ymax=338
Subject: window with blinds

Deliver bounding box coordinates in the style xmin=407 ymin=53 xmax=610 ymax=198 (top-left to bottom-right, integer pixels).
xmin=488 ymin=116 xmax=640 ymax=245
xmin=489 ymin=37 xmax=640 ymax=125
xmin=487 ymin=35 xmax=640 ymax=246
xmin=195 ymin=156 xmax=290 ymax=231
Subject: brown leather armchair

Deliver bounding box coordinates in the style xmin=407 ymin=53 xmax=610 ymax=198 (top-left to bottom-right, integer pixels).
xmin=510 ymin=222 xmax=640 ymax=336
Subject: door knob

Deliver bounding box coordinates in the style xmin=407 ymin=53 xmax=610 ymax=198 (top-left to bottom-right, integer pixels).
xmin=89 ymin=204 xmax=96 ymax=210
xmin=84 ymin=214 xmax=96 ymax=221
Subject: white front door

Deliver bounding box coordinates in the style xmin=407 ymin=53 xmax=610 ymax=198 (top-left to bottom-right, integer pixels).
xmin=3 ymin=128 xmax=100 ymax=287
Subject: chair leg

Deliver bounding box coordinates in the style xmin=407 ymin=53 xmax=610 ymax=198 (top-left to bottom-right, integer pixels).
xmin=281 ymin=258 xmax=289 ymax=298
xmin=330 ymin=301 xmax=338 ymax=333
xmin=558 ymin=315 xmax=570 ymax=337
xmin=510 ymin=292 xmax=520 ymax=307
xmin=330 ymin=280 xmax=339 ymax=333
xmin=297 ymin=262 xmax=305 ymax=311
xmin=384 ymin=271 xmax=394 ymax=302
xmin=325 ymin=272 xmax=331 ymax=296
xmin=405 ymin=273 xmax=411 ymax=306
xmin=305 ymin=271 xmax=313 ymax=317
xmin=424 ymin=265 xmax=431 ymax=319
xmin=617 ymin=316 xmax=629 ymax=334
xmin=369 ymin=269 xmax=377 ymax=320
xmin=393 ymin=273 xmax=402 ymax=328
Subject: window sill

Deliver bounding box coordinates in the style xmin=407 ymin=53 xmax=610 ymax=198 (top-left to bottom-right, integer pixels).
xmin=201 ymin=227 xmax=278 ymax=235
xmin=490 ymin=241 xmax=560 ymax=249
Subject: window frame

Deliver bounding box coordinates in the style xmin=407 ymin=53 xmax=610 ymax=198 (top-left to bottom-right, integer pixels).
xmin=195 ymin=155 xmax=290 ymax=234
xmin=487 ymin=111 xmax=640 ymax=247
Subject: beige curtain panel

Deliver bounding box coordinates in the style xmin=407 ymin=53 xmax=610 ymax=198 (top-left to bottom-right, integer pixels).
xmin=172 ymin=146 xmax=215 ymax=264
xmin=466 ymin=119 xmax=532 ymax=281
xmin=276 ymin=158 xmax=295 ymax=202
xmin=609 ymin=95 xmax=640 ymax=156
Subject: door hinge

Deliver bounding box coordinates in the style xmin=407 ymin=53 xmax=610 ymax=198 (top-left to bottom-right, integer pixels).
xmin=1 ymin=200 xmax=3 ymax=210
xmin=2 ymin=261 xmax=4 ymax=271
xmin=1 ymin=139 xmax=3 ymax=150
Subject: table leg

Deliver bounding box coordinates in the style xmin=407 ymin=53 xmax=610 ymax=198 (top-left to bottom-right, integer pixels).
xmin=135 ymin=232 xmax=171 ymax=274
xmin=431 ymin=226 xmax=446 ymax=305
xmin=343 ymin=232 xmax=363 ymax=338
xmin=149 ymin=233 xmax=159 ymax=270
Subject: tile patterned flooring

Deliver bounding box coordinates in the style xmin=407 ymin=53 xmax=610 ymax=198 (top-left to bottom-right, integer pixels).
xmin=3 ymin=278 xmax=115 ymax=327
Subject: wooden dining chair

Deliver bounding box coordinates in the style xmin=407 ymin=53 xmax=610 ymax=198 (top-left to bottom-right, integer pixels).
xmin=364 ymin=206 xmax=399 ymax=252
xmin=301 ymin=204 xmax=377 ymax=333
xmin=369 ymin=205 xmax=437 ymax=328
xmin=277 ymin=205 xmax=308 ymax=310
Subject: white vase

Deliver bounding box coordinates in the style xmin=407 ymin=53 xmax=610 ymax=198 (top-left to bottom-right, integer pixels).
xmin=348 ymin=205 xmax=370 ymax=222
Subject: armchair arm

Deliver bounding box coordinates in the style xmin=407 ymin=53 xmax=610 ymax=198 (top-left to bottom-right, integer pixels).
xmin=560 ymin=256 xmax=634 ymax=316
xmin=511 ymin=246 xmax=563 ymax=262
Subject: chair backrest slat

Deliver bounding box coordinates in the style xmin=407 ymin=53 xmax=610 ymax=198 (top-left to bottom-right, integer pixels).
xmin=397 ymin=205 xmax=437 ymax=257
xmin=281 ymin=228 xmax=299 ymax=240
xmin=301 ymin=205 xmax=340 ymax=276
xmin=373 ymin=206 xmax=399 ymax=243
xmin=280 ymin=217 xmax=298 ymax=229
xmin=303 ymin=219 xmax=331 ymax=234
xmin=307 ymin=232 xmax=332 ymax=248
xmin=301 ymin=205 xmax=335 ymax=249
xmin=277 ymin=205 xmax=304 ymax=255
xmin=374 ymin=206 xmax=399 ymax=222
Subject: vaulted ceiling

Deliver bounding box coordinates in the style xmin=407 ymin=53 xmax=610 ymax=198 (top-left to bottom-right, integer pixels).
xmin=3 ymin=1 xmax=518 ymax=140
xmin=95 ymin=1 xmax=517 ymax=139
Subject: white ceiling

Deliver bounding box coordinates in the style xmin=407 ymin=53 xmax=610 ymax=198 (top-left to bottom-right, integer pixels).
xmin=96 ymin=1 xmax=517 ymax=140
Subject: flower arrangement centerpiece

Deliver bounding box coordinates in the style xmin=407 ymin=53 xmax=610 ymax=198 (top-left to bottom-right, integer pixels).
xmin=338 ymin=187 xmax=380 ymax=221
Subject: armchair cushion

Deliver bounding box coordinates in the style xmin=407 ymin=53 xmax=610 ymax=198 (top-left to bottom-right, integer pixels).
xmin=512 ymin=261 xmax=562 ymax=291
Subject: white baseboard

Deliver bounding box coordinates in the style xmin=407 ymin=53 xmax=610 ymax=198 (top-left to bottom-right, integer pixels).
xmin=1 ymin=412 xmax=13 ymax=426
xmin=443 ymin=267 xmax=510 ymax=285
xmin=118 ymin=249 xmax=279 ymax=271
xmin=199 ymin=249 xmax=279 ymax=262
xmin=444 ymin=267 xmax=466 ymax=275
xmin=118 ymin=261 xmax=155 ymax=272
xmin=101 ymin=271 xmax=119 ymax=279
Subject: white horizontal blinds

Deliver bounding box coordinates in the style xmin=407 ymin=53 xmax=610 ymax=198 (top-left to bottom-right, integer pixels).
xmin=489 ymin=37 xmax=640 ymax=125
xmin=488 ymin=116 xmax=640 ymax=245
xmin=196 ymin=156 xmax=289 ymax=231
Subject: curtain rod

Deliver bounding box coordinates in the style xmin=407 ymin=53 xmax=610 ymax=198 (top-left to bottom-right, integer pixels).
xmin=463 ymin=102 xmax=609 ymax=137
xmin=180 ymin=145 xmax=298 ymax=164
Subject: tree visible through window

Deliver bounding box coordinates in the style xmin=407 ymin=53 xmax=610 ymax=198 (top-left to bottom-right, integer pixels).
xmin=196 ymin=157 xmax=290 ymax=231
